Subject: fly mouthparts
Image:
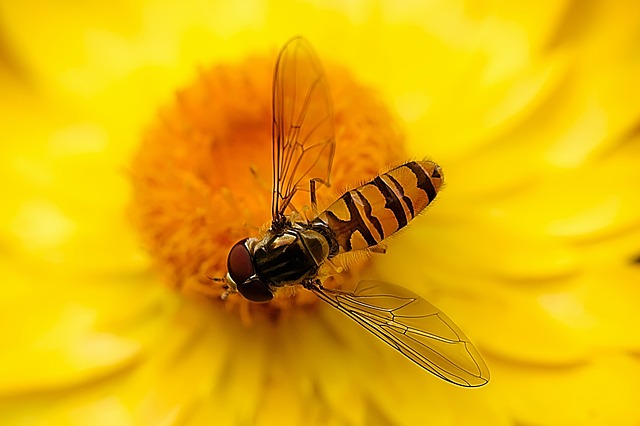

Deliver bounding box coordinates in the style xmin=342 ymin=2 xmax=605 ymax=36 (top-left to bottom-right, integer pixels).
xmin=220 ymin=273 xmax=238 ymax=301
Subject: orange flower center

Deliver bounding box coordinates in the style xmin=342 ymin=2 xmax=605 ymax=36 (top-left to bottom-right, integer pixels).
xmin=129 ymin=52 xmax=406 ymax=324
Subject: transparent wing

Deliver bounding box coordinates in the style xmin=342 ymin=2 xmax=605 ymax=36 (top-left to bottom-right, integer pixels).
xmin=271 ymin=36 xmax=335 ymax=225
xmin=309 ymin=280 xmax=490 ymax=387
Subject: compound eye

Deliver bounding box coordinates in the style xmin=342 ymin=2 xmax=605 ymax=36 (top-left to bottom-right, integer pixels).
xmin=227 ymin=239 xmax=274 ymax=303
xmin=227 ymin=239 xmax=255 ymax=285
xmin=237 ymin=278 xmax=273 ymax=303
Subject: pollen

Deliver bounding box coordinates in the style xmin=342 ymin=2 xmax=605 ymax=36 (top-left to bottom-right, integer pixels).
xmin=129 ymin=52 xmax=406 ymax=324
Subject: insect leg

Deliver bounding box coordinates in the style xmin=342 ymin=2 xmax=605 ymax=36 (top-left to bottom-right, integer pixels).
xmin=310 ymin=179 xmax=317 ymax=209
xmin=301 ymin=277 xmax=323 ymax=292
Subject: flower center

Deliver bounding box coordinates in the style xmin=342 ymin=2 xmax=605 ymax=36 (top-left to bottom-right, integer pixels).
xmin=129 ymin=53 xmax=406 ymax=324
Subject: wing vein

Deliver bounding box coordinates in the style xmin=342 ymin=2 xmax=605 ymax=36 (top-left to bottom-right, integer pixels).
xmin=270 ymin=37 xmax=335 ymax=225
xmin=309 ymin=281 xmax=490 ymax=387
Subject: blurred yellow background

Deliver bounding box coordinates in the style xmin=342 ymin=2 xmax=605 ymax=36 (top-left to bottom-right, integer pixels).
xmin=1 ymin=1 xmax=640 ymax=425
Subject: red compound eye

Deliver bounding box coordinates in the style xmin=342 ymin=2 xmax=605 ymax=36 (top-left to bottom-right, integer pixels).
xmin=237 ymin=278 xmax=273 ymax=303
xmin=227 ymin=239 xmax=255 ymax=285
xmin=227 ymin=239 xmax=273 ymax=303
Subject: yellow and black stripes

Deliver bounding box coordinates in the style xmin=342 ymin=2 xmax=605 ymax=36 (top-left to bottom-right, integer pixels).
xmin=372 ymin=175 xmax=408 ymax=228
xmin=315 ymin=160 xmax=443 ymax=252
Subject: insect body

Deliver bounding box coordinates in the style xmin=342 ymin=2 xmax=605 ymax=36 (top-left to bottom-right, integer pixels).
xmin=316 ymin=160 xmax=442 ymax=253
xmin=223 ymin=37 xmax=489 ymax=387
xmin=227 ymin=160 xmax=441 ymax=300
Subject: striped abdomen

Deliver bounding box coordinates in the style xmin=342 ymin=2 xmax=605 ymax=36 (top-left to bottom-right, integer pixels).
xmin=314 ymin=160 xmax=443 ymax=253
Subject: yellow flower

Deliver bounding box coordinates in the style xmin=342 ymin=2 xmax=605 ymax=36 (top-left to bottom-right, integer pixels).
xmin=2 ymin=1 xmax=640 ymax=425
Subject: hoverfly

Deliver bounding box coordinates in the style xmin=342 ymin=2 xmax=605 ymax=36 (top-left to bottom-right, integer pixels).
xmin=221 ymin=37 xmax=490 ymax=387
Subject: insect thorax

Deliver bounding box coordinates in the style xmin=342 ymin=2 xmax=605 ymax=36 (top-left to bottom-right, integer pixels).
xmin=252 ymin=221 xmax=337 ymax=288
